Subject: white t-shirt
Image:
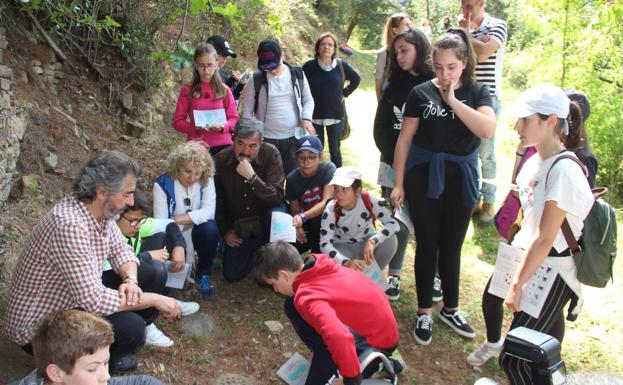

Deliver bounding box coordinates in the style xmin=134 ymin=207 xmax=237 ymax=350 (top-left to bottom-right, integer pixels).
xmin=263 ymin=68 xmax=299 ymax=139
xmin=512 ymin=152 xmax=593 ymax=253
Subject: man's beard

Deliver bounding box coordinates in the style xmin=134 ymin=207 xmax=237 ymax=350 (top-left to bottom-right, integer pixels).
xmin=103 ymin=200 xmax=126 ymax=220
xmin=237 ymin=153 xmax=258 ymax=162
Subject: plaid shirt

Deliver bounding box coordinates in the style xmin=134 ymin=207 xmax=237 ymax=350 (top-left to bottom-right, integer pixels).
xmin=5 ymin=196 xmax=138 ymax=346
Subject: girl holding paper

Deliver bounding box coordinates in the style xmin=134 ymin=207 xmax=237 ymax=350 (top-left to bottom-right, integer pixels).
xmin=467 ymin=84 xmax=593 ymax=385
xmin=173 ymin=43 xmax=239 ymax=155
xmin=319 ymin=166 xmax=400 ymax=278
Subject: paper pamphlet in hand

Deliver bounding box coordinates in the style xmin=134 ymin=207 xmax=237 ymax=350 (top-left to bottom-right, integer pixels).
xmin=277 ymin=352 xmax=310 ymax=385
xmin=377 ymin=162 xmax=394 ymax=188
xmin=164 ymin=262 xmax=190 ymax=289
xmin=193 ymin=109 xmax=227 ymax=127
xmin=270 ymin=212 xmax=297 ymax=243
xmin=363 ymin=260 xmax=390 ymax=291
xmin=488 ymin=243 xmax=557 ymax=318
xmin=394 ymin=205 xmax=414 ymax=239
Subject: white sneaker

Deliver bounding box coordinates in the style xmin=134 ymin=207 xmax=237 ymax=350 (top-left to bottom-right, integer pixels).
xmin=145 ymin=323 xmax=174 ymax=347
xmin=474 ymin=378 xmax=501 ymax=385
xmin=467 ymin=340 xmax=503 ymax=366
xmin=176 ymin=300 xmax=200 ymax=316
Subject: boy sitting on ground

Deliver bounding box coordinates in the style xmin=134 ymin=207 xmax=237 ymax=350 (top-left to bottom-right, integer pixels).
xmin=255 ymin=241 xmax=402 ymax=385
xmin=9 ymin=309 xmax=165 ymax=385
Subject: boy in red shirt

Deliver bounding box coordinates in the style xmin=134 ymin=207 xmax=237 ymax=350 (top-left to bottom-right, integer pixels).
xmin=255 ymin=241 xmax=401 ymax=385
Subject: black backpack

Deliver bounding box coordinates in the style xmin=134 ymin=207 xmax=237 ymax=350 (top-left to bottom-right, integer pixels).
xmin=252 ymin=63 xmax=304 ymax=115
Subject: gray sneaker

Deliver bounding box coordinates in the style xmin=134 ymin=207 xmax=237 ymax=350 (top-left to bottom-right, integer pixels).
xmin=467 ymin=341 xmax=503 ymax=366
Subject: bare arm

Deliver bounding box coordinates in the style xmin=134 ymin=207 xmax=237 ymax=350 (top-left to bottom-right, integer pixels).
xmin=389 ymin=116 xmax=419 ymax=209
xmin=471 ymin=37 xmax=501 ymax=62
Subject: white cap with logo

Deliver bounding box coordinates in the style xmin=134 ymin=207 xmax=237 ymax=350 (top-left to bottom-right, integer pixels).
xmin=329 ymin=166 xmax=362 ymax=187
xmin=508 ymin=83 xmax=571 ymax=134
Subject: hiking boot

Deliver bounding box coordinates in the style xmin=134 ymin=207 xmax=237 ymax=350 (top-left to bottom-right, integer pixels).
xmin=467 ymin=340 xmax=503 ymax=367
xmin=385 ymin=275 xmax=401 ymax=301
xmin=109 ymin=355 xmax=137 ymax=373
xmin=413 ymin=313 xmax=433 ymax=345
xmin=479 ymin=203 xmax=495 ymax=223
xmin=199 ymin=274 xmax=215 ymax=300
xmin=439 ymin=308 xmax=476 ymax=338
xmin=432 ymin=275 xmax=443 ymax=302
xmin=145 ymin=323 xmax=174 ymax=347
xmin=175 ymin=299 xmax=200 ymax=316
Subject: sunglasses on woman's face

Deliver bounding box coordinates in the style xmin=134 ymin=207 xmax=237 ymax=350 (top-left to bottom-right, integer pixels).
xmin=183 ymin=197 xmax=192 ymax=213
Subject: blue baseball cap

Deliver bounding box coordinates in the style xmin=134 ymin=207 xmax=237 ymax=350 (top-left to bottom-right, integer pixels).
xmin=296 ymin=136 xmax=323 ymax=154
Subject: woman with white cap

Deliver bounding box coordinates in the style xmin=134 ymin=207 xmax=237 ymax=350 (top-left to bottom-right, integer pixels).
xmin=319 ymin=166 xmax=400 ymax=275
xmin=467 ymin=84 xmax=593 ymax=385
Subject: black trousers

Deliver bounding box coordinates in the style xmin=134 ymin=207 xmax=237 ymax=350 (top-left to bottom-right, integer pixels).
xmin=404 ymin=164 xmax=472 ymax=309
xmin=101 ymin=260 xmax=167 ymax=361
xmin=264 ymin=136 xmax=298 ymax=176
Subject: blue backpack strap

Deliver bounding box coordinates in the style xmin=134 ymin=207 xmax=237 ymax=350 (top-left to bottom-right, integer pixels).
xmin=155 ymin=174 xmax=176 ymax=217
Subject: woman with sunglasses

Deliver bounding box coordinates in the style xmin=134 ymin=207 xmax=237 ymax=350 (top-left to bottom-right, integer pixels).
xmin=286 ymin=135 xmax=336 ymax=253
xmin=153 ymin=141 xmax=220 ymax=300
xmin=173 ymin=43 xmax=239 ymax=156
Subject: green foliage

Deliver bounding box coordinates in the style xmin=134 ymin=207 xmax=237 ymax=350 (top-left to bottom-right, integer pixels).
xmin=506 ymin=0 xmax=623 ymax=203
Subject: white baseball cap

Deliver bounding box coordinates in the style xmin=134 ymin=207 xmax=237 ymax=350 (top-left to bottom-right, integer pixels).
xmin=508 ymin=83 xmax=570 ymax=134
xmin=329 ymin=166 xmax=362 ymax=187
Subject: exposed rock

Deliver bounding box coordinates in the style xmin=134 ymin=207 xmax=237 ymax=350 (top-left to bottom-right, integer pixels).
xmin=31 ymin=59 xmax=42 ymax=67
xmin=0 ymin=65 xmax=12 ymax=78
xmin=17 ymin=70 xmax=28 ymax=84
xmin=126 ymin=120 xmax=146 ymax=138
xmin=43 ymin=151 xmax=58 ymax=172
xmin=121 ymin=89 xmax=134 ymax=110
xmin=0 ymin=94 xmax=9 ymax=109
xmin=215 ymin=374 xmax=255 ymax=385
xmin=1 ymin=78 xmax=10 ymax=91
xmin=54 ymin=71 xmax=64 ymax=79
xmin=264 ymin=320 xmax=284 ymax=334
xmin=32 ymin=66 xmax=43 ymax=75
xmin=0 ymin=40 xmax=7 ymax=50
xmin=179 ymin=312 xmax=217 ymax=337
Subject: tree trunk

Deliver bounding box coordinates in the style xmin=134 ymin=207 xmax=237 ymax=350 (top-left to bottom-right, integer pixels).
xmin=344 ymin=13 xmax=359 ymax=42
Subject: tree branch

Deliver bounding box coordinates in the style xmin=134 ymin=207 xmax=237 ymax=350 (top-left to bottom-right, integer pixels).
xmin=26 ymin=11 xmax=79 ymax=73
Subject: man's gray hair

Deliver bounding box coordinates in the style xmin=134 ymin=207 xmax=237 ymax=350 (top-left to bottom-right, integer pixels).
xmin=72 ymin=150 xmax=141 ymax=202
xmin=233 ymin=118 xmax=264 ymax=141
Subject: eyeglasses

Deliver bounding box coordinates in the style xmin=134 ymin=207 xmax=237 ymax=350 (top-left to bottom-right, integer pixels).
xmin=196 ymin=63 xmax=217 ymax=71
xmin=183 ymin=197 xmax=192 ymax=213
xmin=297 ymin=155 xmax=318 ymax=163
xmin=319 ymin=42 xmax=335 ymax=47
xmin=121 ymin=215 xmax=148 ymax=226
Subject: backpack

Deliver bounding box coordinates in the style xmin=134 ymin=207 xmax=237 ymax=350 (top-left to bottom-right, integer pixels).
xmin=154 ymin=174 xmax=204 ymax=218
xmin=333 ymin=191 xmax=376 ymax=225
xmin=252 ymin=63 xmax=304 ymax=115
xmin=546 ymin=154 xmax=618 ymax=287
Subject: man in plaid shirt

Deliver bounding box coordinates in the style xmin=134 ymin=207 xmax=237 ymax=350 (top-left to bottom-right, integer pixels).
xmin=5 ymin=150 xmax=181 ymax=373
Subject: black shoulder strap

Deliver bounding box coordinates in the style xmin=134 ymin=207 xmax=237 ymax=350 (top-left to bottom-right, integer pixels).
xmin=336 ymin=58 xmax=345 ymax=85
xmin=253 ymin=70 xmax=266 ymax=115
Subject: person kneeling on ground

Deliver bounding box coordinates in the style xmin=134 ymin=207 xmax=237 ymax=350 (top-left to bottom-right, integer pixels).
xmin=113 ymin=188 xmax=200 ymax=347
xmin=319 ymin=166 xmax=402 ymax=300
xmin=255 ymin=241 xmax=403 ymax=385
xmin=9 ymin=309 xmax=166 ymax=385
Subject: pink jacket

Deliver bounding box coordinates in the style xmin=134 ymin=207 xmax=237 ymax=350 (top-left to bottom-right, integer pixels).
xmin=173 ymin=82 xmax=239 ymax=148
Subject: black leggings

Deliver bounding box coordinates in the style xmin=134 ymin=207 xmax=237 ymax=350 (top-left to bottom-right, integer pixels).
xmin=498 ymin=275 xmax=574 ymax=385
xmin=404 ymin=164 xmax=473 ymax=309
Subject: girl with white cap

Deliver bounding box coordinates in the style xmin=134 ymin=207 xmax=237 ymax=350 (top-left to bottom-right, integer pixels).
xmin=319 ymin=166 xmax=400 ymax=276
xmin=468 ymin=83 xmax=593 ymax=385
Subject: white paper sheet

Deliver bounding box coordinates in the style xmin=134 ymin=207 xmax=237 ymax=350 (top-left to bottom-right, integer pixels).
xmin=377 ymin=162 xmax=394 ymax=188
xmin=363 ymin=260 xmax=390 ymax=291
xmin=193 ymin=109 xmax=227 ymax=127
xmin=164 ymin=262 xmax=191 ymax=289
xmin=488 ymin=243 xmax=558 ymax=318
xmin=270 ymin=212 xmax=297 ymax=243
xmin=277 ymin=352 xmax=310 ymax=385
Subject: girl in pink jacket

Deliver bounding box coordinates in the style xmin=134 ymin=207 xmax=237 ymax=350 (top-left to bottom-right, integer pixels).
xmin=173 ymin=43 xmax=239 ymax=155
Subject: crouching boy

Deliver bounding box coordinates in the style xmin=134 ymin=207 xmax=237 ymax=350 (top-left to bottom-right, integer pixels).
xmin=9 ymin=309 xmax=165 ymax=385
xmin=255 ymin=241 xmax=401 ymax=385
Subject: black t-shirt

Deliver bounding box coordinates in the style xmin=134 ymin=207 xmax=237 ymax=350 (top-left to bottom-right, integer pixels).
xmin=285 ymin=162 xmax=336 ymax=211
xmin=403 ymin=80 xmax=492 ymax=155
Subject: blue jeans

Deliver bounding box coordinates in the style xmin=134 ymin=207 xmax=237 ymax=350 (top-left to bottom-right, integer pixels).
xmin=314 ymin=121 xmax=343 ymax=167
xmin=479 ymin=96 xmax=499 ymax=204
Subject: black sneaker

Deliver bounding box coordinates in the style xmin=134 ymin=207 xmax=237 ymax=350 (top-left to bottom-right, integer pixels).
xmin=413 ymin=313 xmax=433 ymax=345
xmin=109 ymin=355 xmax=137 ymax=373
xmin=432 ymin=275 xmax=443 ymax=302
xmin=439 ymin=308 xmax=476 ymax=338
xmin=385 ymin=275 xmax=401 ymax=301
